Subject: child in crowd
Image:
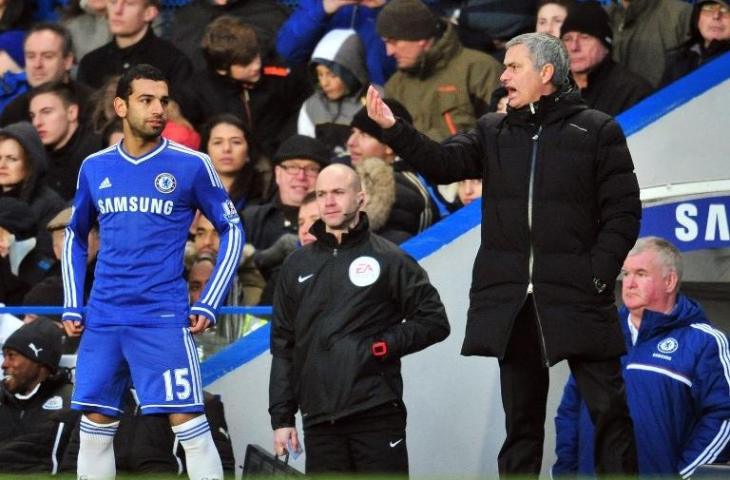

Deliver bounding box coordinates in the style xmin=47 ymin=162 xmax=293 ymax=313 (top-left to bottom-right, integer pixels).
xmin=298 ymin=29 xmax=369 ymax=156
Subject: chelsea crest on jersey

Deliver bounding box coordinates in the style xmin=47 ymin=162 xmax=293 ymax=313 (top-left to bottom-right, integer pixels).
xmin=61 ymin=139 xmax=244 ymax=327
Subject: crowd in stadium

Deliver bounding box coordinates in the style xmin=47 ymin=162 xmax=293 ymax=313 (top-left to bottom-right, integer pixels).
xmin=0 ymin=0 xmax=728 ymax=477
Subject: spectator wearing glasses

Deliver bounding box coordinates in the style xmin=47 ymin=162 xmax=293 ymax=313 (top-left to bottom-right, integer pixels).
xmin=662 ymin=0 xmax=730 ymax=86
xmin=242 ymin=134 xmax=330 ymax=303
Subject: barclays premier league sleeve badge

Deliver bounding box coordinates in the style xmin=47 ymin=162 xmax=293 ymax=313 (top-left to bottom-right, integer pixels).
xmin=222 ymin=199 xmax=240 ymax=223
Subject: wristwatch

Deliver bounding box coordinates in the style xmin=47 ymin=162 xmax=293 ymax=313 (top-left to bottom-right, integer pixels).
xmin=593 ymin=276 xmax=607 ymax=294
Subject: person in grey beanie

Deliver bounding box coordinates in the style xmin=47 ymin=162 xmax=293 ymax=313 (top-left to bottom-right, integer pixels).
xmin=0 ymin=318 xmax=80 ymax=473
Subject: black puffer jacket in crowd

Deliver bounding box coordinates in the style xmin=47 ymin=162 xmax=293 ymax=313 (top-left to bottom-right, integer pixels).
xmin=269 ymin=215 xmax=449 ymax=429
xmin=0 ymin=372 xmax=79 ymax=473
xmin=382 ymin=87 xmax=641 ymax=365
xmin=579 ymin=56 xmax=654 ymax=116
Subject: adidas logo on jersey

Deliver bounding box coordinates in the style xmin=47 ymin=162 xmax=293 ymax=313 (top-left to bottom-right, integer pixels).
xmin=99 ymin=177 xmax=112 ymax=189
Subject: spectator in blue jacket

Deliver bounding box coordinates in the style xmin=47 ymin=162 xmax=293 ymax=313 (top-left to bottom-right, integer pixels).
xmin=275 ymin=0 xmax=395 ymax=86
xmin=553 ymin=236 xmax=730 ymax=478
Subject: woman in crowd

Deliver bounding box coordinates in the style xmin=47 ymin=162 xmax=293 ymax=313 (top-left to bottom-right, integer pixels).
xmin=535 ymin=0 xmax=573 ymax=38
xmin=0 ymin=122 xmax=64 ymax=257
xmin=200 ymin=114 xmax=271 ymax=211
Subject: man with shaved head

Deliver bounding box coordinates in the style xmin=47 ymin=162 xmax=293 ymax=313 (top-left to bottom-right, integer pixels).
xmin=269 ymin=163 xmax=449 ymax=475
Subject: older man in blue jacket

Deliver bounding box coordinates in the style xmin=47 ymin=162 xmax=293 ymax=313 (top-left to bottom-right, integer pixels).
xmin=553 ymin=236 xmax=730 ymax=478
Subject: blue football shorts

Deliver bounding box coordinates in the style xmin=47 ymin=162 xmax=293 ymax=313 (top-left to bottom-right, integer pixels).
xmin=71 ymin=324 xmax=204 ymax=416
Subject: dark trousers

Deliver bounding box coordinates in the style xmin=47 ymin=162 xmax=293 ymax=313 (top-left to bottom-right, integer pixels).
xmin=497 ymin=299 xmax=638 ymax=478
xmin=304 ymin=403 xmax=408 ymax=476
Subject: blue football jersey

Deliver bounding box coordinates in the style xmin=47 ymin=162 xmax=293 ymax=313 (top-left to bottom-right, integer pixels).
xmin=61 ymin=138 xmax=244 ymax=326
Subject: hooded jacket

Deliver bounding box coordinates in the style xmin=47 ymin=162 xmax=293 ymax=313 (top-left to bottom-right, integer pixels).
xmin=298 ymin=29 xmax=368 ymax=152
xmin=384 ymin=21 xmax=502 ymax=142
xmin=276 ymin=0 xmax=394 ymax=86
xmin=0 ymin=372 xmax=79 ymax=473
xmin=608 ymin=0 xmax=692 ymax=87
xmin=269 ymin=215 xmax=449 ymax=429
xmin=0 ymin=122 xmax=64 ymax=256
xmin=382 ymin=86 xmax=641 ymax=364
xmin=553 ymin=295 xmax=730 ymax=477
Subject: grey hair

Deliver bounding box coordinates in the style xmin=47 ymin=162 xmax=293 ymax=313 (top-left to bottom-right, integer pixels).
xmin=505 ymin=32 xmax=570 ymax=88
xmin=628 ymin=236 xmax=684 ymax=284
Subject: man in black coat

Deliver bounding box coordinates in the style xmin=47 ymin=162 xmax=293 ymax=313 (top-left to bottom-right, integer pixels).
xmin=242 ymin=134 xmax=330 ymax=304
xmin=269 ymin=164 xmax=449 ymax=475
xmin=28 ymin=82 xmax=102 ymax=201
xmin=77 ymin=0 xmax=193 ymax=91
xmin=367 ymin=31 xmax=641 ymax=477
xmin=0 ymin=319 xmax=79 ymax=473
xmin=560 ymin=1 xmax=653 ymax=116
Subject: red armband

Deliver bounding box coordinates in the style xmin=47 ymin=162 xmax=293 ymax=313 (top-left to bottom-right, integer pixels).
xmin=371 ymin=341 xmax=388 ymax=358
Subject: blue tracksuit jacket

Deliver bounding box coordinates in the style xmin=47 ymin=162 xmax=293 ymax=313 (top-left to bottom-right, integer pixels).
xmin=553 ymin=295 xmax=730 ymax=478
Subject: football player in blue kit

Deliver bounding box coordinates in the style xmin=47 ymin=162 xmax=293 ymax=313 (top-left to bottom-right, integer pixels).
xmin=61 ymin=64 xmax=243 ymax=480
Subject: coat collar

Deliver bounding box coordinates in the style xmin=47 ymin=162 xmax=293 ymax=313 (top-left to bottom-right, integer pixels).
xmin=505 ymin=82 xmax=586 ymax=127
xmin=310 ymin=213 xmax=371 ymax=249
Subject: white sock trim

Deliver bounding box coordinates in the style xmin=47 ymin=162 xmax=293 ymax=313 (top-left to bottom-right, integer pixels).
xmin=171 ymin=415 xmax=210 ymax=441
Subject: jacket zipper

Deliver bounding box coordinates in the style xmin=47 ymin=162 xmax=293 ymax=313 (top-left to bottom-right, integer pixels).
xmin=527 ymin=126 xmax=550 ymax=367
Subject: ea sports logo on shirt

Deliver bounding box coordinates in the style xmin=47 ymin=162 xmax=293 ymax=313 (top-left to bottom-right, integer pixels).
xmin=349 ymin=256 xmax=380 ymax=287
xmin=154 ymin=173 xmax=176 ymax=194
xmin=657 ymin=337 xmax=679 ymax=354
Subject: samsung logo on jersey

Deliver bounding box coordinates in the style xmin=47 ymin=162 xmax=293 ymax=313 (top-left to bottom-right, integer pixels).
xmin=97 ymin=196 xmax=174 ymax=215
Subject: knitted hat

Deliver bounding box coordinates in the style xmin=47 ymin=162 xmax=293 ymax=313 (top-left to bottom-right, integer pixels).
xmin=351 ymin=98 xmax=412 ymax=143
xmin=0 ymin=197 xmax=37 ymax=240
xmin=376 ymin=0 xmax=442 ymax=41
xmin=2 ymin=318 xmax=63 ymax=371
xmin=560 ymin=1 xmax=613 ymax=50
xmin=0 ymin=121 xmax=48 ymax=174
xmin=274 ymin=135 xmax=331 ymax=168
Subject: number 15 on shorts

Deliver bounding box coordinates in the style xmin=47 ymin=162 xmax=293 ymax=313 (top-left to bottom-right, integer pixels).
xmin=163 ymin=368 xmax=191 ymax=401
